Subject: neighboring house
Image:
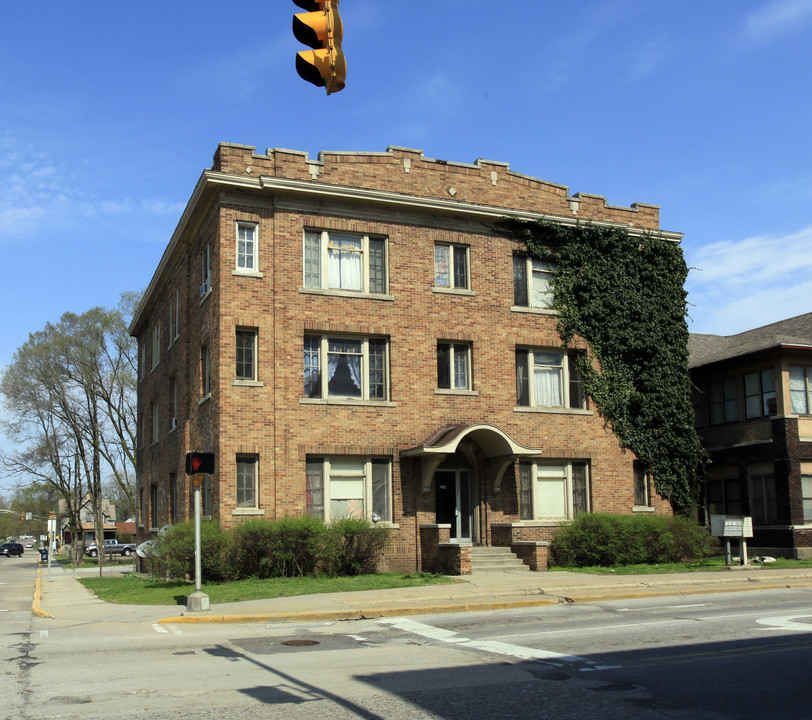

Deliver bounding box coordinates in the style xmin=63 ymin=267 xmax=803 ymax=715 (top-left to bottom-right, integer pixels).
xmin=689 ymin=313 xmax=812 ymax=558
xmin=129 ymin=142 xmax=680 ymax=573
xmin=58 ymin=495 xmax=118 ymax=544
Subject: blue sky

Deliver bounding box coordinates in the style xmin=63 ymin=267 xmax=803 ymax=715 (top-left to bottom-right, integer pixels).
xmin=1 ymin=0 xmax=811 ymax=377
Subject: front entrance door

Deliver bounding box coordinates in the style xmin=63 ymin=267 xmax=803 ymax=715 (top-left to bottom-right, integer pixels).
xmin=435 ymin=469 xmax=473 ymax=542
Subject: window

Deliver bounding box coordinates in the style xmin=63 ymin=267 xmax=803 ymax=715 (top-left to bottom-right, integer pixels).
xmin=201 ymin=244 xmax=211 ymax=298
xmin=519 ymin=461 xmax=589 ymax=520
xmin=306 ymin=457 xmax=391 ymax=522
xmin=803 ymin=474 xmax=812 ymax=523
xmin=151 ymin=402 xmax=159 ymax=444
xmin=168 ymin=289 xmax=180 ymax=345
xmin=304 ymin=335 xmax=388 ymax=401
xmin=434 ymin=244 xmax=469 ymax=290
xmin=744 ymin=369 xmax=776 ymax=419
xmin=708 ymin=378 xmax=738 ymax=425
xmin=516 ymin=349 xmax=586 ymax=409
xmin=749 ymin=468 xmax=777 ymax=525
xmin=168 ymin=473 xmax=176 ymax=524
xmin=236 ymin=329 xmax=258 ymax=382
xmin=169 ymin=378 xmax=177 ymax=431
xmin=790 ymin=366 xmax=812 ymax=414
xmin=437 ymin=342 xmax=471 ymax=391
xmin=706 ymin=478 xmax=743 ymax=516
xmin=236 ymin=223 xmax=258 ymax=273
xmin=513 ymin=256 xmax=554 ymax=309
xmin=151 ymin=322 xmax=161 ymax=369
xmin=139 ymin=342 xmax=146 ymax=381
xmin=150 ymin=484 xmax=159 ymax=528
xmin=633 ymin=461 xmax=651 ymax=507
xmin=236 ymin=455 xmax=258 ymax=508
xmin=303 ymin=230 xmax=386 ymax=294
xmin=201 ymin=345 xmax=211 ymax=398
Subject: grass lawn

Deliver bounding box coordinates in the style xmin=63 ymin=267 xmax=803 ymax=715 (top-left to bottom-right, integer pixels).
xmin=77 ymin=572 xmax=455 ymax=606
xmin=548 ymin=555 xmax=812 ymax=574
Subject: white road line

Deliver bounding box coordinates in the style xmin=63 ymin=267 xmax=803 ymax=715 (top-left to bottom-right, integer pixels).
xmin=618 ymin=603 xmax=708 ymax=611
xmin=152 ymin=624 xmax=168 ymax=633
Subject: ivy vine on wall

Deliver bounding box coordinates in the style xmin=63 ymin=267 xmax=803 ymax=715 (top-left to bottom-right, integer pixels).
xmin=497 ymin=218 xmax=707 ymax=512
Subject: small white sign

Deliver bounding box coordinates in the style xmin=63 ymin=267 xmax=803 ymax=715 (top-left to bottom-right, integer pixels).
xmin=710 ymin=514 xmax=753 ymax=538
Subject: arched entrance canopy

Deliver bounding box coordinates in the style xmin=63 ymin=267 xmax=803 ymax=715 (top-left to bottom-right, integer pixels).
xmin=401 ymin=423 xmax=543 ymax=492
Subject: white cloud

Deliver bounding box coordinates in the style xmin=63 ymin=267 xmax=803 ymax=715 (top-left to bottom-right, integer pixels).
xmin=685 ymin=225 xmax=812 ymax=334
xmin=744 ymin=0 xmax=812 ymax=42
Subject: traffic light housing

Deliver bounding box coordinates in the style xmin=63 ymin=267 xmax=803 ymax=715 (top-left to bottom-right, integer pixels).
xmin=292 ymin=0 xmax=346 ymax=95
xmin=185 ymin=451 xmax=215 ymax=475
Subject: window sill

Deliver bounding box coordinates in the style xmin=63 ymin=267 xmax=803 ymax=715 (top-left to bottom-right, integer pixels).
xmin=432 ymin=287 xmax=475 ymax=297
xmin=232 ymin=508 xmax=264 ymax=516
xmin=510 ymin=305 xmax=558 ymax=316
xmin=492 ymin=519 xmax=570 ymax=527
xmin=300 ymin=397 xmax=397 ymax=408
xmin=632 ymin=505 xmax=655 ymax=513
xmin=513 ymin=406 xmax=592 ymax=415
xmin=435 ymin=388 xmax=478 ymax=396
xmin=199 ymin=289 xmax=212 ymax=306
xmin=232 ymin=269 xmax=264 ymax=278
xmin=299 ymin=287 xmax=394 ymax=301
xmin=233 ymin=379 xmax=264 ymax=387
xmin=198 ymin=394 xmax=212 ymax=406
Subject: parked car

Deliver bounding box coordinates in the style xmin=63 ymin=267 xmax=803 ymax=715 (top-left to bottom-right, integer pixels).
xmin=84 ymin=539 xmax=136 ymax=557
xmin=25 ymin=542 xmax=33 ymax=548
xmin=0 ymin=542 xmax=24 ymax=557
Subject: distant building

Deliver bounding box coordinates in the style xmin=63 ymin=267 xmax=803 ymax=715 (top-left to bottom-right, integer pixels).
xmin=689 ymin=313 xmax=812 ymax=557
xmin=129 ymin=142 xmax=680 ymax=573
xmin=58 ymin=494 xmax=117 ymax=544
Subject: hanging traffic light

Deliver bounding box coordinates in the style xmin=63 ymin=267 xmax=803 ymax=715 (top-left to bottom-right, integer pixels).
xmin=185 ymin=451 xmax=215 ymax=475
xmin=292 ymin=0 xmax=346 ymax=95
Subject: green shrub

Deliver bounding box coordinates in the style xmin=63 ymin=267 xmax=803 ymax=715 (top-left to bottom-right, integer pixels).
xmin=325 ymin=518 xmax=391 ymax=576
xmin=149 ymin=520 xmax=234 ymax=582
xmin=550 ymin=513 xmax=717 ymax=568
xmin=231 ymin=516 xmax=328 ymax=578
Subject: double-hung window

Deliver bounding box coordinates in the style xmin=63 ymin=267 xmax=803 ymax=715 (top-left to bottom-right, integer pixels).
xmin=708 ymin=378 xmax=738 ymax=425
xmin=434 ymin=244 xmax=469 ymax=290
xmin=151 ymin=402 xmax=159 ymax=445
xmin=513 ymin=256 xmax=554 ymax=309
xmin=633 ymin=461 xmax=651 ymax=507
xmin=306 ymin=456 xmax=391 ymax=522
xmin=236 ymin=329 xmax=258 ymax=382
xmin=748 ymin=466 xmax=777 ymax=525
xmin=304 ymin=230 xmax=386 ymax=294
xmin=790 ymin=366 xmax=812 ymax=414
xmin=744 ymin=368 xmax=776 ymax=419
xmin=437 ymin=342 xmax=472 ymax=391
xmin=201 ymin=244 xmax=211 ymax=298
xmin=304 ymin=335 xmax=388 ymax=401
xmin=236 ymin=223 xmax=258 ymax=273
xmin=519 ymin=460 xmax=589 ymax=520
xmin=151 ymin=322 xmax=161 ymax=369
xmin=516 ymin=349 xmax=586 ymax=409
xmin=200 ymin=345 xmax=211 ymax=398
xmin=802 ymin=470 xmax=812 ymax=523
xmin=236 ymin=455 xmax=258 ymax=508
xmin=168 ymin=289 xmax=180 ymax=346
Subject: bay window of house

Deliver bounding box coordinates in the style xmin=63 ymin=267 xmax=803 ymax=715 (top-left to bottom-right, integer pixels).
xmin=305 ymin=457 xmax=391 ymax=522
xmin=744 ymin=368 xmax=776 ymax=419
xmin=519 ymin=461 xmax=589 ymax=520
xmin=516 ymin=349 xmax=586 ymax=409
xmin=303 ymin=335 xmax=388 ymax=401
xmin=151 ymin=321 xmax=161 ymax=369
xmin=303 ymin=230 xmax=387 ymax=294
xmin=200 ymin=345 xmax=211 ymax=398
xmin=434 ymin=244 xmax=469 ymax=290
xmin=236 ymin=223 xmax=258 ymax=274
xmin=236 ymin=329 xmax=258 ymax=382
xmin=201 ymin=244 xmax=211 ymax=298
xmin=706 ymin=477 xmax=743 ymax=516
xmin=236 ymin=455 xmax=258 ymax=508
xmin=437 ymin=342 xmax=472 ymax=391
xmin=790 ymin=366 xmax=812 ymax=414
xmin=748 ymin=466 xmax=778 ymax=525
xmin=708 ymin=377 xmax=739 ymax=425
xmin=513 ymin=255 xmax=554 ymax=309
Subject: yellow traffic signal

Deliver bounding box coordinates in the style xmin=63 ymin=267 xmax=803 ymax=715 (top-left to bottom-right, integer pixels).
xmin=292 ymin=0 xmax=346 ymax=95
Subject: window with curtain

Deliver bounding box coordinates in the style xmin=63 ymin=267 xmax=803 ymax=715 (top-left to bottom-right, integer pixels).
xmin=434 ymin=244 xmax=469 ymax=289
xmin=304 ymin=335 xmax=388 ymax=401
xmin=437 ymin=342 xmax=472 ymax=391
xmin=516 ymin=348 xmax=586 ymax=409
xmin=303 ymin=230 xmax=386 ymax=294
xmin=790 ymin=366 xmax=812 ymax=414
xmin=305 ymin=457 xmax=391 ymax=522
xmin=513 ymin=255 xmax=554 ymax=309
xmin=519 ymin=460 xmax=590 ymax=520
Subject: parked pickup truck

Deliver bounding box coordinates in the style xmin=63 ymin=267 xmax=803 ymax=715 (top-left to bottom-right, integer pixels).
xmin=84 ymin=539 xmax=136 ymax=557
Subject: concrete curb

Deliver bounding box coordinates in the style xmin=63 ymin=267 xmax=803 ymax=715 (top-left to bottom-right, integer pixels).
xmin=32 ymin=574 xmax=54 ymax=619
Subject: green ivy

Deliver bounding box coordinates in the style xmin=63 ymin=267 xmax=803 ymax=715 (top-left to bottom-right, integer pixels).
xmin=497 ymin=218 xmax=707 ymax=512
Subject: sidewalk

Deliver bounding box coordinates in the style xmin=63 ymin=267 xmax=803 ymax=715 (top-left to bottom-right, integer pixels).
xmin=33 ymin=562 xmax=812 ymax=626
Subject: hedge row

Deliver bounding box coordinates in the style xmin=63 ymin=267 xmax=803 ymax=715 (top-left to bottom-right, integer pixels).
xmin=144 ymin=516 xmax=390 ymax=582
xmin=550 ymin=513 xmax=718 ymax=568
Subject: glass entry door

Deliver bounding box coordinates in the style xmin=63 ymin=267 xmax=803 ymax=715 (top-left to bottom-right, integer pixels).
xmin=435 ymin=469 xmax=473 ymax=542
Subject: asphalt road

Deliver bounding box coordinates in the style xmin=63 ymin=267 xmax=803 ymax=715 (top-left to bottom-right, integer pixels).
xmin=4 ymin=565 xmax=810 ymax=720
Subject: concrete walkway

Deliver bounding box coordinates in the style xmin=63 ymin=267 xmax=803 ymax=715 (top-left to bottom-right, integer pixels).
xmin=33 ymin=562 xmax=812 ymax=625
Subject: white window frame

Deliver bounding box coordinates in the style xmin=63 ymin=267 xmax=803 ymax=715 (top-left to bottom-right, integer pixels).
xmin=519 ymin=460 xmax=590 ymax=521
xmin=151 ymin=322 xmax=161 ymax=370
xmin=802 ymin=472 xmax=812 ymax=523
xmin=303 ymin=335 xmax=389 ymax=402
xmin=305 ymin=456 xmax=392 ymax=523
xmin=790 ymin=366 xmax=812 ymax=415
xmin=201 ymin=244 xmax=211 ymax=299
xmin=515 ymin=348 xmax=586 ymax=410
xmin=437 ymin=341 xmax=472 ymax=391
xmin=303 ymin=230 xmax=387 ymax=295
xmin=235 ymin=328 xmax=258 ymax=383
xmin=235 ymin=222 xmax=260 ymax=276
xmin=236 ymin=455 xmax=258 ymax=508
xmin=513 ymin=255 xmax=554 ymax=310
xmin=434 ymin=243 xmax=469 ymax=290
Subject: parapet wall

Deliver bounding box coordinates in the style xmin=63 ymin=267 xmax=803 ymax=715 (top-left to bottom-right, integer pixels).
xmin=212 ymin=143 xmax=662 ymax=230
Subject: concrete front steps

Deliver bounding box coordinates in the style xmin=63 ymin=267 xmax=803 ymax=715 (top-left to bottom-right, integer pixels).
xmin=471 ymin=545 xmax=530 ymax=572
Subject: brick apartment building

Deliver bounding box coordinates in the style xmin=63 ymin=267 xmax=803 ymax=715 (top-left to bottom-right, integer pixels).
xmin=689 ymin=313 xmax=812 ymax=558
xmin=129 ymin=142 xmax=678 ymax=573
